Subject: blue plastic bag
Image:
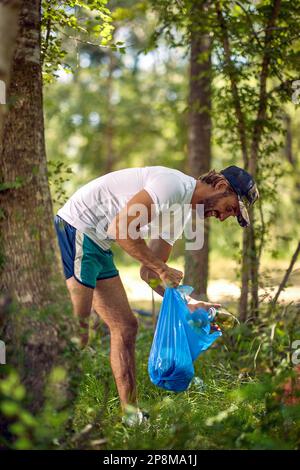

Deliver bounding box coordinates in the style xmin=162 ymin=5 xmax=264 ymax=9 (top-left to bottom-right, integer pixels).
xmin=148 ymin=286 xmax=222 ymax=392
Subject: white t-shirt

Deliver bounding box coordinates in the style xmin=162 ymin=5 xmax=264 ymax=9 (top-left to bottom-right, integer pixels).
xmin=57 ymin=166 xmax=196 ymax=250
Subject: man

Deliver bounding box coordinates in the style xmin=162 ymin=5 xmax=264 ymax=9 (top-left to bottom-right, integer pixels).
xmin=54 ymin=165 xmax=258 ymax=421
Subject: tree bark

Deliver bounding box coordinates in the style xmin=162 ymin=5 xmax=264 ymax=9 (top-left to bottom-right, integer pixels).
xmin=239 ymin=229 xmax=250 ymax=322
xmin=0 ymin=0 xmax=21 ymax=138
xmin=184 ymin=2 xmax=212 ymax=298
xmin=0 ymin=1 xmax=70 ymax=412
xmin=249 ymin=211 xmax=259 ymax=316
xmin=0 ymin=0 xmax=59 ymax=305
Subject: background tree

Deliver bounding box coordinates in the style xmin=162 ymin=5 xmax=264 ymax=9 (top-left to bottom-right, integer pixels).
xmin=184 ymin=0 xmax=213 ymax=298
xmin=0 ymin=0 xmax=63 ymax=410
xmin=0 ymin=0 xmax=114 ymax=409
xmin=0 ymin=0 xmax=57 ymax=306
xmin=0 ymin=0 xmax=115 ymax=306
xmin=213 ymin=0 xmax=300 ymax=320
xmin=0 ymin=0 xmax=21 ymax=138
xmin=147 ymin=0 xmax=300 ymax=317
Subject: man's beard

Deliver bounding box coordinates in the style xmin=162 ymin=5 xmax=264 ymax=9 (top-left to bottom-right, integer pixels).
xmin=197 ymin=191 xmax=231 ymax=218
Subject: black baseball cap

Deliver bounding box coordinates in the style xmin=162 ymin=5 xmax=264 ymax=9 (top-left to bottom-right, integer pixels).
xmin=220 ymin=165 xmax=259 ymax=228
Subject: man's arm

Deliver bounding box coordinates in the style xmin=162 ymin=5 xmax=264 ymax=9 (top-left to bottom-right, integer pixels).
xmin=140 ymin=238 xmax=172 ymax=297
xmin=107 ymin=190 xmax=183 ymax=287
xmin=139 ymin=231 xmax=222 ymax=309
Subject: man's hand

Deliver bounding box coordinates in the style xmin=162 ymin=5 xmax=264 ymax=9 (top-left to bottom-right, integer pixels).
xmin=157 ymin=265 xmax=183 ymax=288
xmin=140 ymin=265 xmax=165 ymax=296
xmin=140 ymin=264 xmax=183 ymax=291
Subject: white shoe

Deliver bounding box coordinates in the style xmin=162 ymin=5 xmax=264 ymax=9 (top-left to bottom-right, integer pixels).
xmin=121 ymin=405 xmax=149 ymax=427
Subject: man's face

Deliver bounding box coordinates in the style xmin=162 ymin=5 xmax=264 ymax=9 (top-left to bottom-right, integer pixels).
xmin=203 ymin=191 xmax=240 ymax=222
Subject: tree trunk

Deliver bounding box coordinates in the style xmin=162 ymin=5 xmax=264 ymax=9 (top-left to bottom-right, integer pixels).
xmin=284 ymin=114 xmax=294 ymax=166
xmin=0 ymin=0 xmax=70 ymax=412
xmin=104 ymin=48 xmax=116 ymax=173
xmin=0 ymin=0 xmax=59 ymax=305
xmin=184 ymin=3 xmax=212 ymax=298
xmin=0 ymin=0 xmax=21 ymax=138
xmin=239 ymin=229 xmax=250 ymax=322
xmin=249 ymin=212 xmax=259 ymax=316
xmin=270 ymin=240 xmax=300 ymax=310
xmin=245 ymin=0 xmax=282 ymax=320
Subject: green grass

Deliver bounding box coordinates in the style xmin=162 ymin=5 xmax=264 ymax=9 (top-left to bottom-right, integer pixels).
xmin=70 ymin=315 xmax=300 ymax=450
xmin=2 ymin=256 xmax=299 ymax=450
xmin=1 ymin=297 xmax=299 ymax=450
xmin=72 ymin=326 xmax=235 ymax=449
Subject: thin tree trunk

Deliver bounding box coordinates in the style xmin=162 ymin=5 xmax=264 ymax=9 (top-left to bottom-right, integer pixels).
xmin=104 ymin=48 xmax=115 ymax=173
xmin=0 ymin=0 xmax=21 ymax=138
xmin=284 ymin=114 xmax=294 ymax=166
xmin=216 ymin=0 xmax=282 ymax=321
xmin=184 ymin=2 xmax=212 ymax=298
xmin=269 ymin=241 xmax=300 ymax=310
xmin=249 ymin=0 xmax=282 ymax=175
xmin=239 ymin=230 xmax=250 ymax=322
xmin=240 ymin=208 xmax=259 ymax=322
xmin=215 ymin=0 xmax=249 ymax=168
xmin=247 ymin=0 xmax=282 ymax=318
xmin=249 ymin=212 xmax=259 ymax=316
xmin=216 ymin=0 xmax=251 ymax=319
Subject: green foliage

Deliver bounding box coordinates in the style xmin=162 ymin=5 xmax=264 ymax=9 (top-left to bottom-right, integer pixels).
xmin=41 ymin=0 xmax=115 ymax=82
xmin=0 ymin=366 xmax=71 ymax=449
xmin=44 ymin=0 xmax=188 ymax=210
xmin=34 ymin=366 xmax=70 ymax=447
xmin=148 ymin=0 xmax=300 ymax=309
xmin=48 ymin=160 xmax=73 ymax=206
xmin=0 ymin=369 xmax=37 ymax=449
xmin=2 ymin=0 xmax=300 ymax=453
xmin=212 ymin=0 xmax=300 ymax=293
xmin=43 ymin=0 xmax=300 ymax=266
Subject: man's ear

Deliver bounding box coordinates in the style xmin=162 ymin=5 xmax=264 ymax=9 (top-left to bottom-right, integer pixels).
xmin=214 ymin=180 xmax=229 ymax=192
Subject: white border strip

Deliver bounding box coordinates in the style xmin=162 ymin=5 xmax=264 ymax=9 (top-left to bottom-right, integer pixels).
xmin=74 ymin=231 xmax=84 ymax=282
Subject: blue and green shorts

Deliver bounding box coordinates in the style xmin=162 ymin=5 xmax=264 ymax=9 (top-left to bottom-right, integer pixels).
xmin=54 ymin=215 xmax=119 ymax=289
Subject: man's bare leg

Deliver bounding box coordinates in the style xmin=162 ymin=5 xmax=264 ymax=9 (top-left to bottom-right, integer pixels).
xmin=92 ymin=275 xmax=138 ymax=410
xmin=66 ymin=277 xmax=93 ymax=347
